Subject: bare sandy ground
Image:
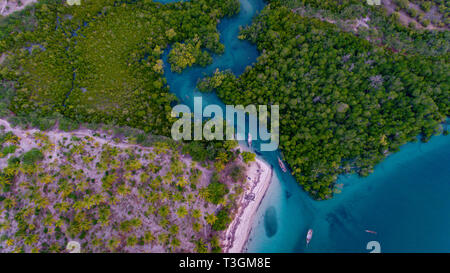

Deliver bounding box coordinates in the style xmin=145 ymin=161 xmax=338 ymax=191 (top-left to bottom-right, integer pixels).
xmin=222 ymin=158 xmax=273 ymax=253
xmin=0 ymin=118 xmax=147 ymax=152
xmin=0 ymin=0 xmax=37 ymax=16
xmin=0 ymin=118 xmax=218 ymax=252
xmin=292 ymin=7 xmax=370 ymax=33
xmin=0 ymin=118 xmax=161 ymax=171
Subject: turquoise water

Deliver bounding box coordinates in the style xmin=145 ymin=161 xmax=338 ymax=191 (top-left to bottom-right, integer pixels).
xmin=247 ymin=134 xmax=450 ymax=253
xmin=159 ymin=0 xmax=264 ymax=111
xmin=156 ymin=0 xmax=450 ymax=253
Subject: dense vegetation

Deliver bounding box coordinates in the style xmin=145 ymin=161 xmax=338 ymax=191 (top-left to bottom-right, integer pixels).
xmin=0 ymin=1 xmax=264 ymax=253
xmin=274 ymin=0 xmax=449 ymax=56
xmin=0 ymin=0 xmax=448 ymax=236
xmin=199 ymin=2 xmax=449 ymax=199
xmin=0 ymin=0 xmax=240 ymax=135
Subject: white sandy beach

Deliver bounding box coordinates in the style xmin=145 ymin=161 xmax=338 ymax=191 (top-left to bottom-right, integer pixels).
xmin=222 ymin=157 xmax=273 ymax=253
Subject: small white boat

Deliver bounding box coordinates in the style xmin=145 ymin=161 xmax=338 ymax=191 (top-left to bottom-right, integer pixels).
xmin=278 ymin=157 xmax=287 ymax=173
xmin=306 ymin=229 xmax=313 ymax=246
xmin=248 ymin=133 xmax=252 ymax=147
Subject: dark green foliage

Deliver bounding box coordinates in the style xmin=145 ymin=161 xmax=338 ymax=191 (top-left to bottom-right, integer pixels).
xmin=199 ymin=5 xmax=449 ymax=199
xmin=0 ymin=0 xmax=241 ymax=136
xmin=1 ymin=145 xmax=17 ymax=157
xmin=7 ymin=156 xmax=20 ymax=166
xmin=0 ymin=2 xmax=38 ymax=48
xmin=205 ymin=175 xmax=229 ymax=205
xmin=182 ymin=138 xmax=239 ymax=163
xmin=0 ymin=83 xmax=15 ymax=117
xmin=241 ymin=151 xmax=256 ymax=164
xmin=269 ymin=0 xmax=450 ymax=56
xmin=58 ymin=117 xmax=80 ymax=132
xmin=168 ymin=38 xmax=214 ymax=73
xmin=182 ymin=141 xmax=210 ymax=162
xmin=229 ymin=164 xmax=246 ymax=182
xmin=21 ymin=148 xmax=44 ymax=166
xmin=212 ymin=209 xmax=232 ymax=231
xmin=0 ymin=131 xmax=16 ymax=146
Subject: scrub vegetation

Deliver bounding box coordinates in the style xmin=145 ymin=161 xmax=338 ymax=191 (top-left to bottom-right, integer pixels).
xmin=0 ymin=122 xmax=248 ymax=253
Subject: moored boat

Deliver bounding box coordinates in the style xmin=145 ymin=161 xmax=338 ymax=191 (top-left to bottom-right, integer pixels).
xmin=278 ymin=156 xmax=287 ymax=172
xmin=306 ymin=229 xmax=313 ymax=246
xmin=248 ymin=133 xmax=252 ymax=147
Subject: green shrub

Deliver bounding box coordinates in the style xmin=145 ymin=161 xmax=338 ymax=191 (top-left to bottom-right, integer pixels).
xmin=59 ymin=118 xmax=80 ymax=132
xmin=21 ymin=148 xmax=44 ymax=165
xmin=241 ymin=151 xmax=256 ymax=164
xmin=182 ymin=142 xmax=209 ymax=162
xmin=205 ymin=180 xmax=229 ymax=205
xmin=1 ymin=145 xmax=17 ymax=157
xmin=212 ymin=209 xmax=232 ymax=231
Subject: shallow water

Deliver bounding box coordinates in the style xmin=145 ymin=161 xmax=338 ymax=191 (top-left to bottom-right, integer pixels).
xmin=264 ymin=206 xmax=278 ymax=237
xmin=159 ymin=0 xmax=264 ymax=111
xmin=248 ymin=134 xmax=450 ymax=253
xmin=155 ymin=0 xmax=450 ymax=253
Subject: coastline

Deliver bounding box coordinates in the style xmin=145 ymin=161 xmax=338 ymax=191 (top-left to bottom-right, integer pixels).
xmin=222 ymin=157 xmax=273 ymax=253
xmin=0 ymin=0 xmax=37 ymax=16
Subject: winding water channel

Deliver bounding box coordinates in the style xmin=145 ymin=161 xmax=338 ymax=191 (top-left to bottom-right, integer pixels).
xmin=157 ymin=0 xmax=450 ymax=253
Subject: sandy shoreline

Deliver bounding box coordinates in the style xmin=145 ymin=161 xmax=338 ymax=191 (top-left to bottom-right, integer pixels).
xmin=222 ymin=157 xmax=273 ymax=253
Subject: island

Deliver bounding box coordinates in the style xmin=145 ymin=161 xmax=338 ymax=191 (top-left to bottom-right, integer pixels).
xmin=0 ymin=0 xmax=448 ymax=254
